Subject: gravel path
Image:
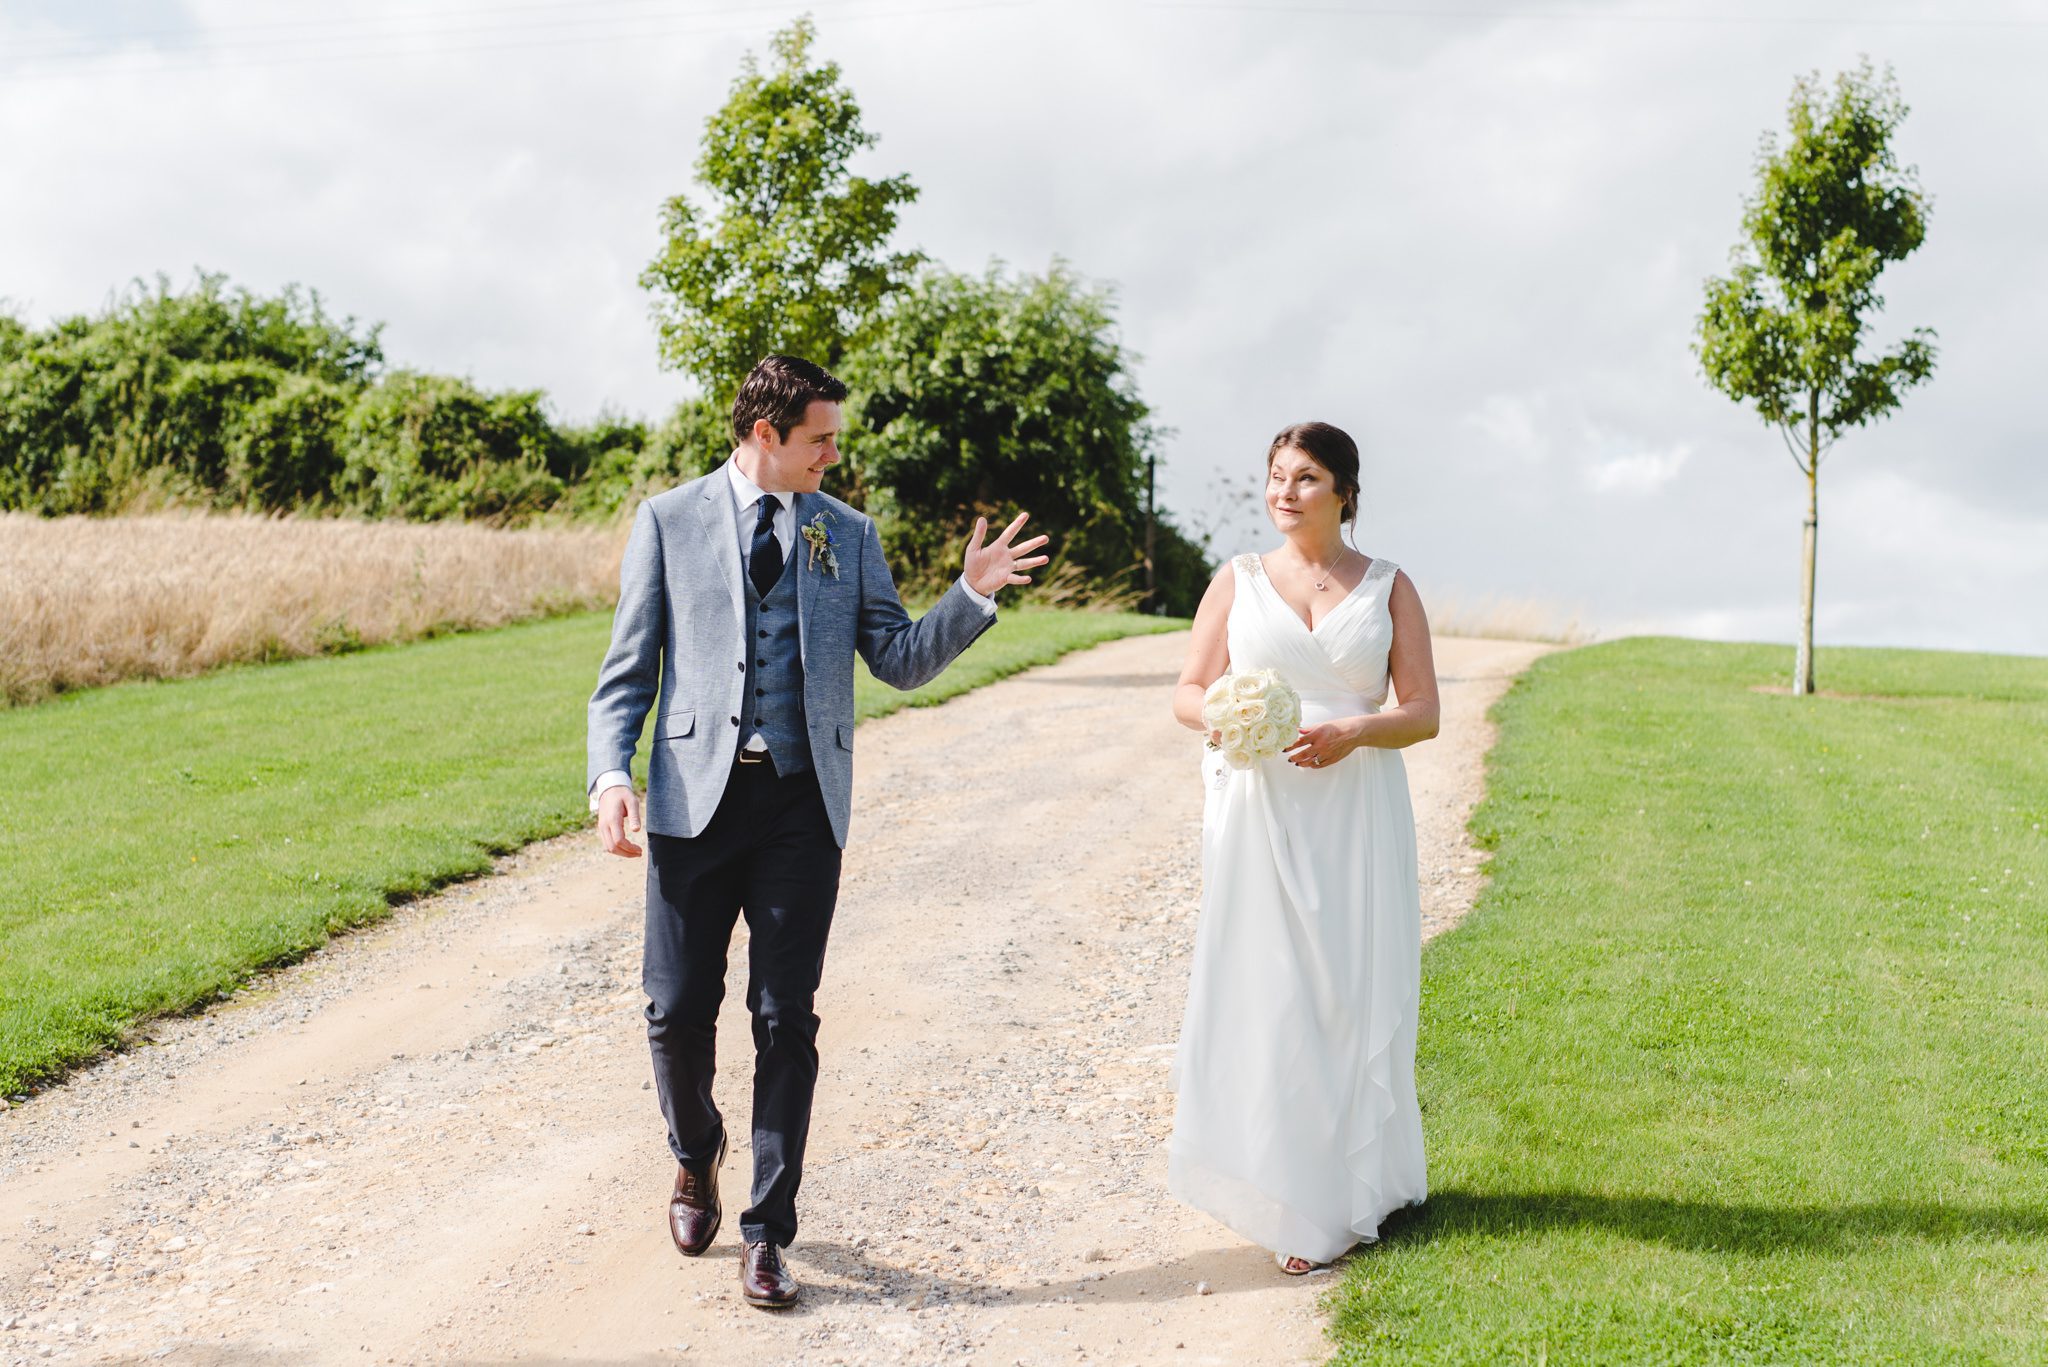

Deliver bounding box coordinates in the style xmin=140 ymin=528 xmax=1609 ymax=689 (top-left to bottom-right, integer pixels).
xmin=0 ymin=631 xmax=1552 ymax=1366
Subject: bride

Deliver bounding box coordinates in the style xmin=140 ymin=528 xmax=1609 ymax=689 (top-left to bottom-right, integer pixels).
xmin=1167 ymin=421 xmax=1440 ymax=1274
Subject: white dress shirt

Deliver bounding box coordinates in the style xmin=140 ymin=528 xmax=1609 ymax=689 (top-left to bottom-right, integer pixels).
xmin=589 ymin=460 xmax=998 ymax=810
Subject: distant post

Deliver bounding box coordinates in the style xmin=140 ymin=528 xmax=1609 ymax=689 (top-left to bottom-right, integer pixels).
xmin=1144 ymin=450 xmax=1157 ymax=612
xmin=1695 ymin=59 xmax=1937 ymax=694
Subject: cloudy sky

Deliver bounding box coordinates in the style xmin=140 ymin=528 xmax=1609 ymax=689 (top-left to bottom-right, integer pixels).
xmin=5 ymin=0 xmax=2043 ymax=654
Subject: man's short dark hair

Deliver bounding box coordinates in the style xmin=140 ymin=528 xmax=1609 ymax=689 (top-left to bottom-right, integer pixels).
xmin=730 ymin=355 xmax=849 ymax=445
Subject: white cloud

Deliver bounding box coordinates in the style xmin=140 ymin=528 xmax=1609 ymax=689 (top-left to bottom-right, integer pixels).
xmin=1829 ymin=466 xmax=2048 ymax=585
xmin=1465 ymin=394 xmax=1552 ymax=464
xmin=1585 ymin=441 xmax=1691 ymax=494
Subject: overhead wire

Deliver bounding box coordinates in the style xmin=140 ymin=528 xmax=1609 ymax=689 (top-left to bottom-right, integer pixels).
xmin=3 ymin=0 xmax=809 ymax=56
xmin=1138 ymin=1 xmax=2048 ymax=25
xmin=4 ymin=0 xmax=873 ymax=62
xmin=5 ymin=0 xmax=2042 ymax=82
xmin=0 ymin=0 xmax=1030 ymax=79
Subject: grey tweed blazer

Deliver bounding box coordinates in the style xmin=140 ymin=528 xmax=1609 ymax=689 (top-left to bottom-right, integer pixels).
xmin=586 ymin=463 xmax=995 ymax=848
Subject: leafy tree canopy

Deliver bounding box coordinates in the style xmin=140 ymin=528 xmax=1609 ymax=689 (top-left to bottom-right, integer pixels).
xmin=639 ymin=16 xmax=921 ymax=402
xmin=1696 ymin=58 xmax=1937 ymax=471
xmin=0 ymin=271 xmax=384 ymax=513
xmin=840 ymin=259 xmax=1205 ymax=606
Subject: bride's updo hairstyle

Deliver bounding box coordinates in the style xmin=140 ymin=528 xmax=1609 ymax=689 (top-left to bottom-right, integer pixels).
xmin=1267 ymin=421 xmax=1361 ymax=525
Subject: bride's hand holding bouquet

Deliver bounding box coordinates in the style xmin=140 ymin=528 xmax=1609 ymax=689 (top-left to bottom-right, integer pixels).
xmin=1281 ymin=716 xmax=1368 ymax=769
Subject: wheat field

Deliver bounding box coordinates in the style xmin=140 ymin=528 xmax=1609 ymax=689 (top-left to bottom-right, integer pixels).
xmin=0 ymin=511 xmax=1590 ymax=708
xmin=0 ymin=511 xmax=627 ymax=706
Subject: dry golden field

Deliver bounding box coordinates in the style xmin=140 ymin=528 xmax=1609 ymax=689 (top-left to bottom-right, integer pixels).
xmin=0 ymin=511 xmax=1587 ymax=707
xmin=1429 ymin=590 xmax=1590 ymax=645
xmin=0 ymin=511 xmax=626 ymax=706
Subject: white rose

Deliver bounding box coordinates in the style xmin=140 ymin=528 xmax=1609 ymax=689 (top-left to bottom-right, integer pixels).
xmin=1230 ymin=673 xmax=1264 ymax=699
xmin=1223 ymin=746 xmax=1255 ymax=770
xmin=1204 ymin=675 xmax=1233 ymax=708
xmin=1219 ymin=722 xmax=1247 ymax=752
xmin=1247 ymin=720 xmax=1282 ymax=756
xmin=1202 ymin=701 xmax=1231 ymax=730
xmin=1231 ymin=699 xmax=1267 ymax=725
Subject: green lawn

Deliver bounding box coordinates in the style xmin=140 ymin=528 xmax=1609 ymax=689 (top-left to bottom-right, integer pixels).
xmin=0 ymin=606 xmax=1181 ymax=1096
xmin=1330 ymin=638 xmax=2048 ymax=1365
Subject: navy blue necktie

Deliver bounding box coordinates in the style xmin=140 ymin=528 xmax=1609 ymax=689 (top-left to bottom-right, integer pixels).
xmin=749 ymin=494 xmax=782 ymax=598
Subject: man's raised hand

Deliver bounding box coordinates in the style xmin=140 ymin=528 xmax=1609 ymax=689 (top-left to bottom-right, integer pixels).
xmin=963 ymin=512 xmax=1051 ymax=598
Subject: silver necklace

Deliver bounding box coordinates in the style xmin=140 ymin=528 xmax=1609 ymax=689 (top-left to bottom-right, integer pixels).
xmin=1305 ymin=548 xmax=1349 ymax=592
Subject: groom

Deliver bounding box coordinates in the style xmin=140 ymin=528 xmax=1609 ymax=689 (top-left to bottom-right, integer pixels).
xmin=586 ymin=354 xmax=1048 ymax=1308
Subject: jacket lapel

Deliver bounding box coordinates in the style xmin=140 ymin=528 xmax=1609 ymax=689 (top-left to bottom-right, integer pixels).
xmin=696 ymin=463 xmax=745 ymax=632
xmin=792 ymin=491 xmax=816 ymax=668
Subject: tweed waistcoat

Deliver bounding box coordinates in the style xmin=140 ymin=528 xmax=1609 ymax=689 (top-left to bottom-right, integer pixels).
xmin=743 ymin=539 xmax=808 ymax=776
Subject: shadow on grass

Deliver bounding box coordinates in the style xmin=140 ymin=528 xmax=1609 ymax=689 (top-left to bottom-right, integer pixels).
xmin=1373 ymin=1189 xmax=2048 ymax=1256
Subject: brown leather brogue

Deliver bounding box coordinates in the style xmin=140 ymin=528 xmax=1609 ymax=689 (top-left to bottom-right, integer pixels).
xmin=667 ymin=1132 xmax=727 ymax=1257
xmin=740 ymin=1239 xmax=799 ymax=1309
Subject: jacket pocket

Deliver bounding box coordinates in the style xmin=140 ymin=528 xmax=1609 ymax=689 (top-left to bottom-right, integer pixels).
xmin=656 ymin=709 xmax=696 ymax=740
xmin=836 ymin=723 xmax=854 ymax=752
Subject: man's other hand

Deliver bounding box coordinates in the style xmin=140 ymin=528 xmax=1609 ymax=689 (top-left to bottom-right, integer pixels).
xmin=598 ymin=785 xmax=644 ymax=858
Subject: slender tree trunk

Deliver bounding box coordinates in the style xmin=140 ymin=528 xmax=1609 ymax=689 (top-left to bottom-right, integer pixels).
xmin=1794 ymin=394 xmax=1820 ymax=695
xmin=1143 ymin=452 xmax=1157 ymax=612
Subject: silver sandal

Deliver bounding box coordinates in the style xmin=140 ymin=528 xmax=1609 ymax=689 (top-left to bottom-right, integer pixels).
xmin=1275 ymin=1251 xmax=1327 ymax=1276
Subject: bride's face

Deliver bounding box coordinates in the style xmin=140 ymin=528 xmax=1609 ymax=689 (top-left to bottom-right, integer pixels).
xmin=1266 ymin=447 xmax=1342 ymax=534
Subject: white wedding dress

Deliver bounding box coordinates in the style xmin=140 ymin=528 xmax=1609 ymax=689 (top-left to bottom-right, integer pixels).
xmin=1168 ymin=551 xmax=1427 ymax=1263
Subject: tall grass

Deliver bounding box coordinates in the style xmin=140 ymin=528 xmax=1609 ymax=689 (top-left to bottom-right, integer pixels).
xmin=0 ymin=511 xmax=626 ymax=706
xmin=1427 ymin=589 xmax=1590 ymax=644
xmin=1 ymin=508 xmax=1566 ymax=710
xmin=0 ymin=510 xmax=1184 ymax=708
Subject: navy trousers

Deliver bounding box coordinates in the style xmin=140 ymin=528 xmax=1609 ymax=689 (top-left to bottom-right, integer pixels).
xmin=642 ymin=755 xmax=841 ymax=1248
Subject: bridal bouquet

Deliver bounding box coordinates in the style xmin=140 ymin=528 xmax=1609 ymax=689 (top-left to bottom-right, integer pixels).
xmin=1202 ymin=668 xmax=1301 ymax=770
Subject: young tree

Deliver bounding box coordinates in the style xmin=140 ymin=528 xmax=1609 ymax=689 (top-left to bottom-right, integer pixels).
xmin=1697 ymin=59 xmax=1936 ymax=694
xmin=639 ymin=17 xmax=921 ymax=404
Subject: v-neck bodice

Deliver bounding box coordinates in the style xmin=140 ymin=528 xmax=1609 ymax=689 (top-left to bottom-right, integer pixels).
xmin=1228 ymin=551 xmax=1400 ymax=712
xmin=1255 ymin=553 xmax=1376 ymax=635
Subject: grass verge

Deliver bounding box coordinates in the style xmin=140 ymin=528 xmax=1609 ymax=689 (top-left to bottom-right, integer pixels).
xmin=0 ymin=606 xmax=1181 ymax=1096
xmin=1327 ymin=637 xmax=2048 ymax=1364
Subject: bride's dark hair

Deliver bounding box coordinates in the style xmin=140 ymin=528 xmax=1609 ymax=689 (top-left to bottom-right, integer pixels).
xmin=1267 ymin=421 xmax=1361 ymax=525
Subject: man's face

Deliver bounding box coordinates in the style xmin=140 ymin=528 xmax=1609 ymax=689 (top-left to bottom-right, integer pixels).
xmin=754 ymin=401 xmax=842 ymax=494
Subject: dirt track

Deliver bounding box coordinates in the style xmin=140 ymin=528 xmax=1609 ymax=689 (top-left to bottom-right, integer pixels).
xmin=0 ymin=631 xmax=1552 ymax=1366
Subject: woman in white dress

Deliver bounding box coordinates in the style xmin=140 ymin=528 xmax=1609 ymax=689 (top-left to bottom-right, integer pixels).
xmin=1167 ymin=421 xmax=1441 ymax=1274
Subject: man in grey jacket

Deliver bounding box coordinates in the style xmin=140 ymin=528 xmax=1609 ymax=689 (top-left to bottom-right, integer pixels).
xmin=586 ymin=354 xmax=1047 ymax=1307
